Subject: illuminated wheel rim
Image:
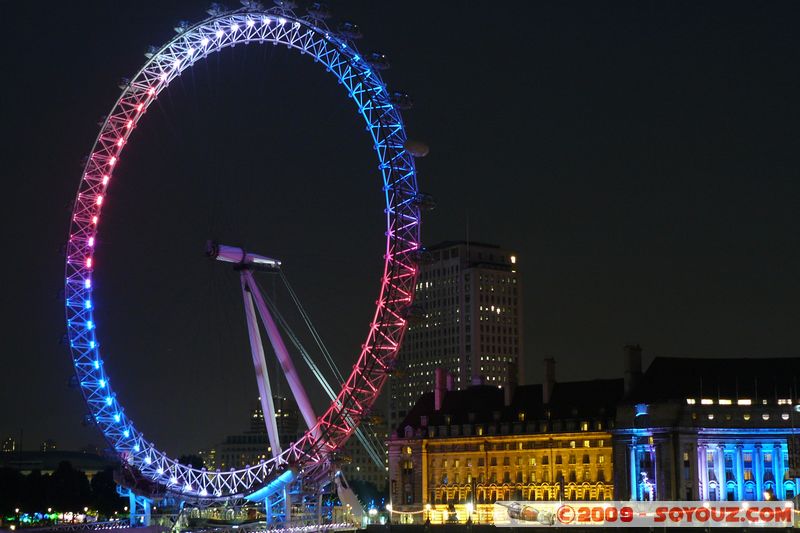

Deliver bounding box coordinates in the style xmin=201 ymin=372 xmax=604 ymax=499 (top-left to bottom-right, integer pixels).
xmin=64 ymin=6 xmax=420 ymax=501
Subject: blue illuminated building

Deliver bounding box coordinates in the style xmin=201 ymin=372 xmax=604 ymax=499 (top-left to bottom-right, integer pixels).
xmin=613 ymin=346 xmax=800 ymax=501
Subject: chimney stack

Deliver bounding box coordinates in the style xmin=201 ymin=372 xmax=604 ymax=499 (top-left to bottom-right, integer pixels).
xmin=623 ymin=344 xmax=643 ymax=395
xmin=435 ymin=367 xmax=447 ymax=411
xmin=543 ymin=358 xmax=556 ymax=404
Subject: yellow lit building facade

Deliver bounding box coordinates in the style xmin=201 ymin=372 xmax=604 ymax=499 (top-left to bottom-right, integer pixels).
xmin=388 ymin=367 xmax=623 ymax=524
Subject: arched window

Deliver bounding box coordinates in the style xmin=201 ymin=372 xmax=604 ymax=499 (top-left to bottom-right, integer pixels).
xmin=726 ymin=482 xmax=737 ymax=501
xmin=744 ymin=481 xmax=756 ymax=501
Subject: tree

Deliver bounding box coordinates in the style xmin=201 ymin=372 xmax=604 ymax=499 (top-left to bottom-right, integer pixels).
xmin=348 ymin=479 xmax=387 ymax=509
xmin=48 ymin=461 xmax=91 ymax=511
xmin=90 ymin=468 xmax=125 ymax=517
xmin=0 ymin=468 xmax=24 ymax=514
xmin=22 ymin=470 xmax=46 ymax=512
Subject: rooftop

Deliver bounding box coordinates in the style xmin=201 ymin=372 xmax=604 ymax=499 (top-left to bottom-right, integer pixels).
xmin=394 ymin=378 xmax=624 ymax=437
xmin=627 ymin=356 xmax=800 ymax=403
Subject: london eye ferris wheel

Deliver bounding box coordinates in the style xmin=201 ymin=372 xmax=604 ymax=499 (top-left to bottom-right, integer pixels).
xmin=64 ymin=1 xmax=425 ymax=504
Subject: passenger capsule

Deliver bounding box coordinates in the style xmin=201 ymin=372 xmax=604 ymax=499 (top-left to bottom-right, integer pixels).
xmin=174 ymin=20 xmax=190 ymax=34
xmin=307 ymin=2 xmax=331 ymax=19
xmin=389 ymin=91 xmax=414 ymax=110
xmin=366 ymin=51 xmax=390 ymax=70
xmin=404 ymin=139 xmax=429 ymax=157
xmin=338 ymin=21 xmax=362 ymax=40
xmin=207 ymin=3 xmax=228 ymax=16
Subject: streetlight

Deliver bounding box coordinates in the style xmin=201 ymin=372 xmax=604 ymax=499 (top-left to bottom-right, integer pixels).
xmin=465 ymin=502 xmax=474 ymax=524
xmin=425 ymin=503 xmax=431 ymax=524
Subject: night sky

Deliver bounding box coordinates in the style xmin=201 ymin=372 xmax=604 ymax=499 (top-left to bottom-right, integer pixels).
xmin=2 ymin=1 xmax=799 ymax=457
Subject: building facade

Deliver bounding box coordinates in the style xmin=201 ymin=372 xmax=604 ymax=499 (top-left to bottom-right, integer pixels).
xmin=388 ymin=366 xmax=622 ymax=524
xmin=2 ymin=436 xmax=16 ymax=453
xmin=340 ymin=418 xmax=389 ymax=489
xmin=614 ymin=353 xmax=800 ymax=503
xmin=389 ymin=350 xmax=800 ymax=524
xmin=210 ymin=395 xmax=300 ymax=470
xmin=389 ymin=241 xmax=523 ymax=430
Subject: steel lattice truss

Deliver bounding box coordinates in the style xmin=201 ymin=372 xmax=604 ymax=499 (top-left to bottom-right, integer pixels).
xmin=65 ymin=5 xmax=420 ymax=502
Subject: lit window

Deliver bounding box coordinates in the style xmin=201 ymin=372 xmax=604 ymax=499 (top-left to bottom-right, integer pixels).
xmin=686 ymin=398 xmax=696 ymax=405
xmin=701 ymin=399 xmax=713 ymax=405
xmin=737 ymin=399 xmax=752 ymax=406
xmin=762 ymin=413 xmax=770 ymax=421
xmin=718 ymin=399 xmax=732 ymax=405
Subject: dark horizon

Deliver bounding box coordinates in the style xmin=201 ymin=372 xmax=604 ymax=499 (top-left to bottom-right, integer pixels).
xmin=1 ymin=1 xmax=799 ymax=457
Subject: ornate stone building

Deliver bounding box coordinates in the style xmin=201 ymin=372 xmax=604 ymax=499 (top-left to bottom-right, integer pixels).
xmin=613 ymin=351 xmax=800 ymax=502
xmin=388 ymin=364 xmax=622 ymax=523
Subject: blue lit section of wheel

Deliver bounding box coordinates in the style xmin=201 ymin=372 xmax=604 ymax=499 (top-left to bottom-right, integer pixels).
xmin=64 ymin=5 xmax=421 ymax=501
